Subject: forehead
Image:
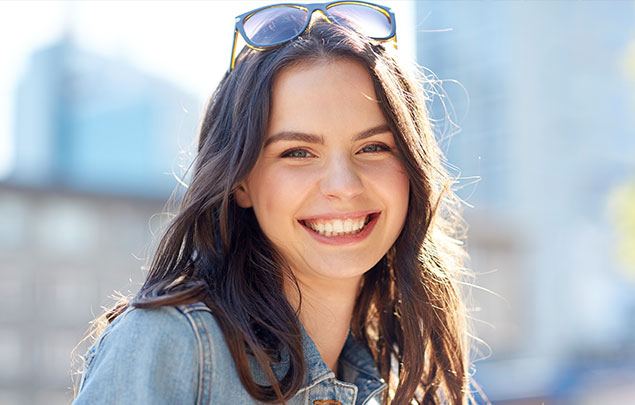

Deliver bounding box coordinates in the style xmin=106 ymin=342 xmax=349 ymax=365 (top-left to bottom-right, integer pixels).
xmin=267 ymin=58 xmax=386 ymax=135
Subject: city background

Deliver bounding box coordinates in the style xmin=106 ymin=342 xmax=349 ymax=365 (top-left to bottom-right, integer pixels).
xmin=0 ymin=1 xmax=634 ymax=404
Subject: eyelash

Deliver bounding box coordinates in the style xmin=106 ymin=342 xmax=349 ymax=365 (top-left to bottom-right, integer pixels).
xmin=280 ymin=143 xmax=392 ymax=159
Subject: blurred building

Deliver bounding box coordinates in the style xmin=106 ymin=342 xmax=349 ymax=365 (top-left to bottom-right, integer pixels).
xmin=10 ymin=33 xmax=200 ymax=198
xmin=415 ymin=1 xmax=635 ymax=403
xmin=0 ymin=34 xmax=200 ymax=404
xmin=0 ymin=183 xmax=165 ymax=404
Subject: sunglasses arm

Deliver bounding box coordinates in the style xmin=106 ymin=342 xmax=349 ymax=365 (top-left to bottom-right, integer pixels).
xmin=229 ymin=28 xmax=240 ymax=72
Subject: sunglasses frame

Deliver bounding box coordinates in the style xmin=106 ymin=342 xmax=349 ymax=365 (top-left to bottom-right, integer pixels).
xmin=229 ymin=1 xmax=397 ymax=71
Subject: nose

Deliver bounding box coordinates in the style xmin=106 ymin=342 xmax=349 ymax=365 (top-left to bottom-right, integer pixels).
xmin=320 ymin=153 xmax=364 ymax=200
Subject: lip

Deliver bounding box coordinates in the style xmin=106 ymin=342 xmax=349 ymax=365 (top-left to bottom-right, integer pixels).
xmin=298 ymin=209 xmax=380 ymax=222
xmin=298 ymin=212 xmax=381 ymax=246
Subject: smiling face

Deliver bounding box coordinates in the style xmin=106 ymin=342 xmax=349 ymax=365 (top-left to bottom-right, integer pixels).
xmin=234 ymin=58 xmax=409 ymax=284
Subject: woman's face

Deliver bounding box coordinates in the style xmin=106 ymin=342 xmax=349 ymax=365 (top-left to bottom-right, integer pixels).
xmin=235 ymin=58 xmax=409 ymax=283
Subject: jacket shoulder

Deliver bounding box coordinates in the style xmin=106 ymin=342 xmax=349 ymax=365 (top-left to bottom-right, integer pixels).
xmin=74 ymin=302 xmax=222 ymax=404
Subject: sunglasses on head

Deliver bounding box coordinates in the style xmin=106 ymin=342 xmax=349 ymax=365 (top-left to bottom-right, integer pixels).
xmin=229 ymin=1 xmax=397 ymax=71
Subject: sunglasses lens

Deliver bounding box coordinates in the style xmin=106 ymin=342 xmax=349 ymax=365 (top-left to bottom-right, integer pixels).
xmin=243 ymin=6 xmax=309 ymax=46
xmin=327 ymin=4 xmax=393 ymax=39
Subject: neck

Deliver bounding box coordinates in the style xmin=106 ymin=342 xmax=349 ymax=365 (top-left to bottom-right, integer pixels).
xmin=284 ymin=274 xmax=362 ymax=372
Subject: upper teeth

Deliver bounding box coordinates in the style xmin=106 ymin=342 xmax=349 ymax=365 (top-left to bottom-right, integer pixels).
xmin=304 ymin=216 xmax=368 ymax=235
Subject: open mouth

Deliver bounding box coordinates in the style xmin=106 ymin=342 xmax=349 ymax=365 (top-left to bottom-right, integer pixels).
xmin=298 ymin=212 xmax=380 ymax=238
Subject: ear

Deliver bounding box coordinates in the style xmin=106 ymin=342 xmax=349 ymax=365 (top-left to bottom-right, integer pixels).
xmin=233 ymin=182 xmax=253 ymax=208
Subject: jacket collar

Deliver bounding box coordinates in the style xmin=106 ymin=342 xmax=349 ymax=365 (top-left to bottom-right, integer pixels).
xmin=252 ymin=322 xmax=387 ymax=401
xmin=338 ymin=330 xmax=386 ymax=396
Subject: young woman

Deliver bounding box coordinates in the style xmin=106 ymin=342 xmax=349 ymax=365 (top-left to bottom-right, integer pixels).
xmin=72 ymin=2 xmax=487 ymax=404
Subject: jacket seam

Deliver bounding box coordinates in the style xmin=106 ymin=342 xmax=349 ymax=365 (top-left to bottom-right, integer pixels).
xmin=177 ymin=305 xmax=215 ymax=405
xmin=295 ymin=371 xmax=336 ymax=395
xmin=361 ymin=383 xmax=388 ymax=405
xmin=333 ymin=379 xmax=358 ymax=404
xmin=179 ymin=302 xmax=213 ymax=314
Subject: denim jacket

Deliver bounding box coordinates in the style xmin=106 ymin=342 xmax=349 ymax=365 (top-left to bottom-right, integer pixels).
xmin=73 ymin=301 xmax=387 ymax=404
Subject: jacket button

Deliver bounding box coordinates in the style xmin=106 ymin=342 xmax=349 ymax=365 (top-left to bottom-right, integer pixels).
xmin=313 ymin=401 xmax=342 ymax=405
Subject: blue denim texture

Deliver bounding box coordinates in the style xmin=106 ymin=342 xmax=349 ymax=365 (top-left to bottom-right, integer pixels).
xmin=74 ymin=301 xmax=387 ymax=404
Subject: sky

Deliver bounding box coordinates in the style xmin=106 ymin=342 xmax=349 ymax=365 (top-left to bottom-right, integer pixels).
xmin=0 ymin=0 xmax=416 ymax=179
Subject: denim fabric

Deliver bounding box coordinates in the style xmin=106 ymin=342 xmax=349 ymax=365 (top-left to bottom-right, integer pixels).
xmin=74 ymin=301 xmax=387 ymax=405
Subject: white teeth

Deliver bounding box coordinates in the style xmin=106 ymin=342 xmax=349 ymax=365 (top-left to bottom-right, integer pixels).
xmin=333 ymin=221 xmax=343 ymax=233
xmin=304 ymin=216 xmax=369 ymax=237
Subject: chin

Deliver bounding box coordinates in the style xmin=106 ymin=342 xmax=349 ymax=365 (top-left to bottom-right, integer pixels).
xmin=313 ymin=259 xmax=380 ymax=280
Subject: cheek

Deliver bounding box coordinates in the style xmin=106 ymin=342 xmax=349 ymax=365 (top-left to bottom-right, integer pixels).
xmin=249 ymin=166 xmax=314 ymax=218
xmin=392 ymin=166 xmax=410 ymax=217
xmin=365 ymin=159 xmax=410 ymax=199
xmin=366 ymin=160 xmax=410 ymax=233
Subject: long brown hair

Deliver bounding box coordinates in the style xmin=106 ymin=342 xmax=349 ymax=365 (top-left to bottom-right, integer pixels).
xmin=75 ymin=20 xmax=483 ymax=404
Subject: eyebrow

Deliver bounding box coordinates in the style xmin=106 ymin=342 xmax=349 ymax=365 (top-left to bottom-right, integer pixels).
xmin=263 ymin=123 xmax=392 ymax=147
